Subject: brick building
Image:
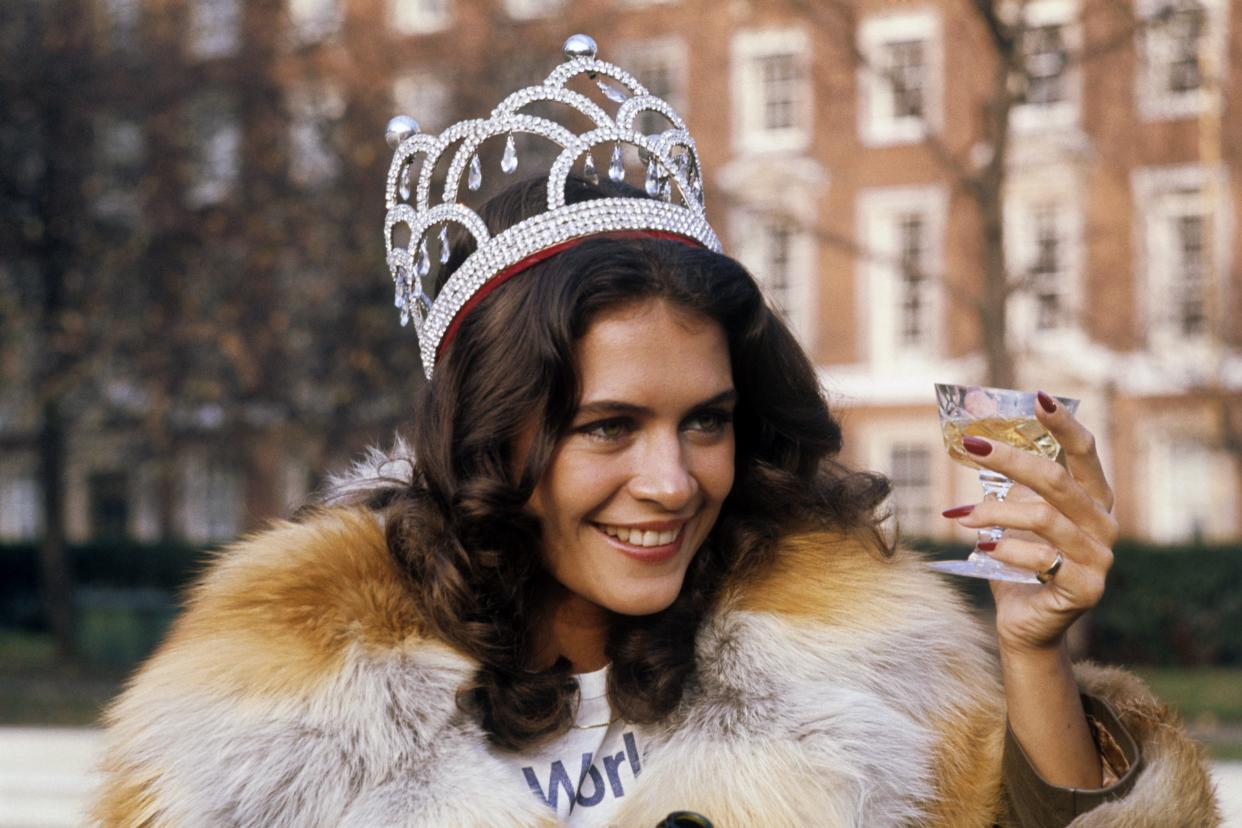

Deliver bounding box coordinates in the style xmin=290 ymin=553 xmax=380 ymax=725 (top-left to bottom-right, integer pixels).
xmin=1 ymin=0 xmax=1238 ymax=544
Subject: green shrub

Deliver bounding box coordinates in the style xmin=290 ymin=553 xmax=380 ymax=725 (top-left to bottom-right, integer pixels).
xmin=907 ymin=538 xmax=1242 ymax=666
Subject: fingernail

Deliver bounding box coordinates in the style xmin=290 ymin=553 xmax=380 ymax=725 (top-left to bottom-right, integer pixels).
xmin=941 ymin=504 xmax=976 ymax=518
xmin=1037 ymin=391 xmax=1057 ymax=414
xmin=962 ymin=436 xmax=993 ymax=457
xmin=976 ymin=540 xmax=998 ymax=551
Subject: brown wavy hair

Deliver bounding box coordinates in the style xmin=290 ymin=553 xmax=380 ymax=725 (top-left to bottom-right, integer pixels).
xmin=380 ymin=176 xmax=890 ymax=751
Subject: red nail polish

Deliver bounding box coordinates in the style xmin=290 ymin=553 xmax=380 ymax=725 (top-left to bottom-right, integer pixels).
xmin=941 ymin=504 xmax=975 ymax=518
xmin=962 ymin=436 xmax=993 ymax=456
xmin=1037 ymin=391 xmax=1057 ymax=414
xmin=976 ymin=540 xmax=998 ymax=551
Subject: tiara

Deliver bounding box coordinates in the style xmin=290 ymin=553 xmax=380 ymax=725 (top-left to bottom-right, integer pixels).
xmin=383 ymin=33 xmax=723 ymax=379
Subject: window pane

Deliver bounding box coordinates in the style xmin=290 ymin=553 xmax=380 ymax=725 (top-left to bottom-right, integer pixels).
xmin=1022 ymin=24 xmax=1067 ymax=106
xmin=890 ymin=443 xmax=933 ymax=536
xmin=897 ymin=212 xmax=927 ymax=346
xmin=188 ymin=0 xmax=240 ymax=58
xmin=186 ymin=92 xmax=240 ymax=207
xmin=886 ymin=40 xmax=925 ymax=119
xmin=758 ymin=53 xmax=800 ymax=131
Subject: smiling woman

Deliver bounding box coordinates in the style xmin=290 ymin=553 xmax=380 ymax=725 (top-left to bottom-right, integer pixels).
xmin=92 ymin=35 xmax=1221 ymax=828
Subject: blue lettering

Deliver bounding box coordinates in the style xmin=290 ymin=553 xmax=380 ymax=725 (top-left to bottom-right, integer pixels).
xmin=624 ymin=731 xmax=642 ymax=777
xmin=522 ymin=760 xmax=575 ymax=811
xmin=601 ymin=750 xmax=628 ymax=797
xmin=575 ymin=752 xmax=606 ymax=807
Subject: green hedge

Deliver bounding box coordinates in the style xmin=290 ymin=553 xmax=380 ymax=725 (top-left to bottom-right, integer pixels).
xmin=5 ymin=537 xmax=1242 ymax=666
xmin=909 ymin=538 xmax=1242 ymax=666
xmin=0 ymin=539 xmax=209 ymax=629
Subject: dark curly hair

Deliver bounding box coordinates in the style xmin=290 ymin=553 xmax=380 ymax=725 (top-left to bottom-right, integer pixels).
xmin=379 ymin=176 xmax=890 ymax=751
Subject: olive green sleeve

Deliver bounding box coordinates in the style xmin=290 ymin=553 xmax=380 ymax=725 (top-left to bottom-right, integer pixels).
xmin=999 ymin=695 xmax=1142 ymax=828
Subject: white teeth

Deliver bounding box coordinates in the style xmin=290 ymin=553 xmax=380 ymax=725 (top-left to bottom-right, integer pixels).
xmin=599 ymin=524 xmax=681 ymax=547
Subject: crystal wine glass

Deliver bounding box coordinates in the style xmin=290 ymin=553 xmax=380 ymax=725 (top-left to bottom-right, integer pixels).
xmin=929 ymin=383 xmax=1080 ymax=583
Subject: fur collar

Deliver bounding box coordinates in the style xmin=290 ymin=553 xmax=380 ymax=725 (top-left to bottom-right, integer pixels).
xmin=93 ymin=505 xmax=1217 ymax=826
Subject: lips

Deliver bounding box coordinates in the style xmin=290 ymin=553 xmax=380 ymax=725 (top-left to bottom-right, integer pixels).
xmin=596 ymin=523 xmax=682 ymax=548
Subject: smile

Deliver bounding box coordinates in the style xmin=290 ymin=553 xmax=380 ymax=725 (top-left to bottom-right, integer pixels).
xmin=596 ymin=523 xmax=684 ymax=548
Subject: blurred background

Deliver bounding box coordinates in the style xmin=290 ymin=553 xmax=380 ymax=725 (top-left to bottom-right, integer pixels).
xmin=1 ymin=0 xmax=1240 ymax=823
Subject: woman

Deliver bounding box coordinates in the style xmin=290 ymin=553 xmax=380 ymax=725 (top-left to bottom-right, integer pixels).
xmin=94 ymin=39 xmax=1218 ymax=827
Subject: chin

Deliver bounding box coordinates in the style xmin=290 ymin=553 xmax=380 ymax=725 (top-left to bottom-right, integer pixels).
xmin=602 ymin=579 xmax=686 ymax=617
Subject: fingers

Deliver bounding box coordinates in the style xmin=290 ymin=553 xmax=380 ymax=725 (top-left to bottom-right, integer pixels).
xmin=1034 ymin=391 xmax=1115 ymax=512
xmin=956 ymin=499 xmax=1115 ymax=570
xmin=958 ymin=434 xmax=1119 ymax=548
xmin=982 ymin=536 xmax=1110 ymax=606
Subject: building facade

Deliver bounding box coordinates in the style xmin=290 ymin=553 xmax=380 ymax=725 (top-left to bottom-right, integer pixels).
xmin=1 ymin=0 xmax=1238 ymax=544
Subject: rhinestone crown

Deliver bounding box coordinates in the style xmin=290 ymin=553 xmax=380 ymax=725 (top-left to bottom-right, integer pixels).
xmin=383 ymin=33 xmax=722 ymax=379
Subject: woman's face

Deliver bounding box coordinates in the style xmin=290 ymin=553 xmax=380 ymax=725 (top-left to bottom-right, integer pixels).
xmin=528 ymin=298 xmax=736 ymax=617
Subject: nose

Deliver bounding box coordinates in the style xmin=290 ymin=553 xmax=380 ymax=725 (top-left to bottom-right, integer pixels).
xmin=629 ymin=432 xmax=698 ymax=511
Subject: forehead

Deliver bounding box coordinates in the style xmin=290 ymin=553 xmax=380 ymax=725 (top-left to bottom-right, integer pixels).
xmin=576 ymin=299 xmax=732 ymax=401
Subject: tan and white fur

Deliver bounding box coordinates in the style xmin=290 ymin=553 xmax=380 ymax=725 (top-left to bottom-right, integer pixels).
xmin=92 ymin=488 xmax=1219 ymax=826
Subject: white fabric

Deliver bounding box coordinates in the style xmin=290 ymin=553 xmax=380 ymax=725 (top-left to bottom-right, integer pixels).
xmin=502 ymin=666 xmax=646 ymax=825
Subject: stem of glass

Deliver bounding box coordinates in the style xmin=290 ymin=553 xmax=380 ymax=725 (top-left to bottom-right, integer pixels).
xmin=974 ymin=469 xmax=1013 ymax=549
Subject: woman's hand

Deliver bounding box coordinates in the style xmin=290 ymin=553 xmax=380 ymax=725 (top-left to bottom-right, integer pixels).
xmin=944 ymin=391 xmax=1118 ymax=788
xmin=947 ymin=391 xmax=1120 ymax=656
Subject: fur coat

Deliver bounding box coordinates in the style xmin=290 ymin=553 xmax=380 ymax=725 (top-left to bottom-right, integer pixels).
xmin=92 ymin=506 xmax=1220 ymax=827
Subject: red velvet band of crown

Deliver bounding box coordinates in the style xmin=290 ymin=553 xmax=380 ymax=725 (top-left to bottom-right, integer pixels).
xmin=436 ymin=230 xmax=706 ymax=362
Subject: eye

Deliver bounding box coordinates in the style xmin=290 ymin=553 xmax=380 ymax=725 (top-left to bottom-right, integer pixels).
xmin=578 ymin=417 xmax=632 ymax=442
xmin=684 ymin=409 xmax=733 ymax=435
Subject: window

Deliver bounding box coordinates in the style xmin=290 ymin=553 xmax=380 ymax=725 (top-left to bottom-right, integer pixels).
xmin=289 ymin=82 xmax=345 ymax=187
xmin=503 ymin=0 xmax=563 ymax=20
xmin=1132 ymin=165 xmax=1227 ymax=348
xmin=288 ymin=0 xmax=342 ymax=44
xmin=392 ymin=71 xmax=450 ymax=132
xmin=889 ymin=443 xmax=934 ymax=536
xmin=1011 ymin=0 xmax=1079 ymax=131
xmin=390 ymin=0 xmax=451 ymax=34
xmin=100 ymin=0 xmax=141 ymax=52
xmin=858 ymin=11 xmax=941 ymax=146
xmin=1144 ymin=432 xmax=1237 ymax=541
xmin=94 ymin=115 xmax=145 ymax=219
xmin=186 ymin=91 xmax=241 ymax=207
xmin=1004 ymin=176 xmax=1082 ymax=342
xmin=856 ymin=186 xmax=947 ymax=366
xmin=732 ymin=29 xmax=811 ymax=154
xmin=180 ymin=456 xmax=243 ymax=542
xmin=730 ymin=209 xmax=817 ymax=345
xmin=0 ymin=465 xmax=41 ymax=541
xmin=89 ymin=471 xmax=130 ymax=539
xmin=1136 ymin=0 xmax=1227 ymax=120
xmin=187 ymin=0 xmax=240 ymax=59
xmin=620 ymin=37 xmax=688 ymax=135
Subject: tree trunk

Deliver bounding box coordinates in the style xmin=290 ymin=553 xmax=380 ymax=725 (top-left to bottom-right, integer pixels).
xmin=37 ymin=397 xmax=75 ymax=661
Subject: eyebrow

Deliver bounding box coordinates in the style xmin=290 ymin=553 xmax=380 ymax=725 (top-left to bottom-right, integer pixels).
xmin=574 ymin=389 xmax=738 ymax=420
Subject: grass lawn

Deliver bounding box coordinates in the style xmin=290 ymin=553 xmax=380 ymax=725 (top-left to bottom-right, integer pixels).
xmin=1135 ymin=666 xmax=1242 ymax=760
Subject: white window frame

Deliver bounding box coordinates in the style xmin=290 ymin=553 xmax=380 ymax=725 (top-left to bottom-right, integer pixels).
xmin=94 ymin=114 xmax=146 ymax=219
xmin=1003 ymin=174 xmax=1083 ymax=344
xmin=618 ymin=36 xmax=689 ymax=134
xmin=391 ymin=71 xmax=450 ymax=132
xmin=288 ymin=0 xmax=343 ymax=44
xmin=856 ymin=185 xmax=948 ymax=368
xmin=100 ymin=0 xmax=141 ymax=52
xmin=857 ymin=10 xmax=942 ymax=147
xmin=288 ymin=81 xmax=345 ymax=187
xmin=1135 ymin=0 xmax=1229 ymax=121
xmin=502 ymin=0 xmax=564 ymax=21
xmin=1132 ymin=164 xmax=1233 ymax=353
xmin=187 ymin=0 xmax=241 ymax=59
xmin=389 ymin=0 xmax=452 ymax=35
xmin=729 ymin=209 xmax=817 ymax=345
xmin=179 ymin=453 xmax=244 ymax=543
xmin=1141 ymin=427 xmax=1238 ymax=541
xmin=186 ymin=92 xmax=241 ymax=208
xmin=1011 ymin=0 xmax=1081 ymax=132
xmin=731 ymin=28 xmax=812 ymax=156
xmin=0 ymin=460 xmax=41 ymax=541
